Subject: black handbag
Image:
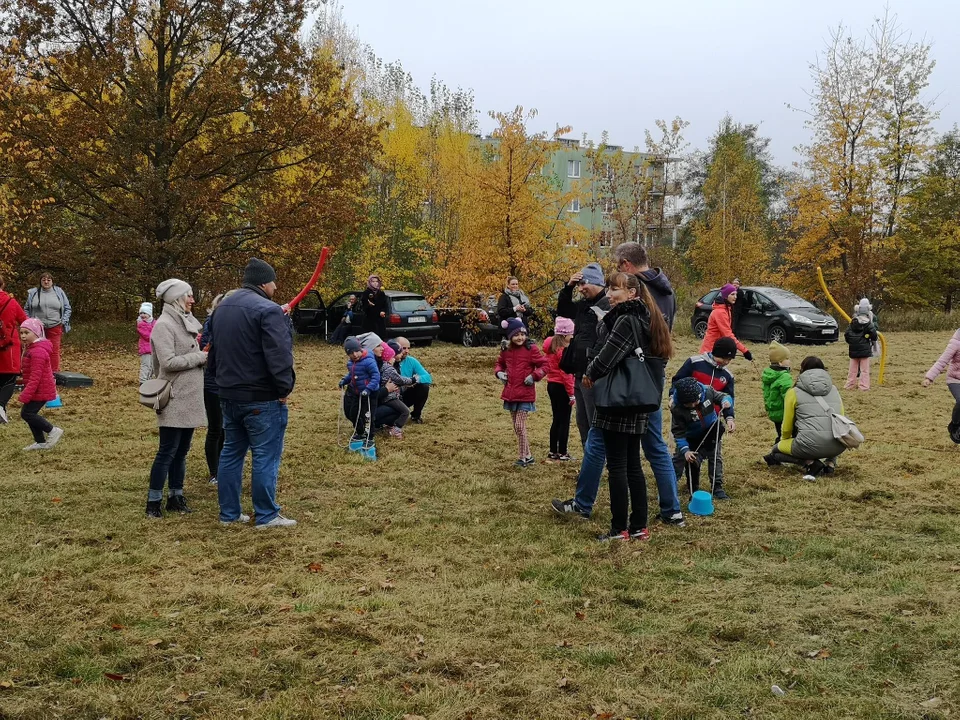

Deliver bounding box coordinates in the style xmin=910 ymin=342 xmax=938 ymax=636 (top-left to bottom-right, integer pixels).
xmin=593 ymin=315 xmax=664 ymax=413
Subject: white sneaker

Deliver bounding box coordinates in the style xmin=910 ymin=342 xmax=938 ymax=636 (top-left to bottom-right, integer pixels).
xmin=0 ymin=406 xmax=7 ymax=424
xmin=23 ymin=442 xmax=48 ymax=451
xmin=255 ymin=514 xmax=297 ymax=529
xmin=45 ymin=427 xmax=64 ymax=448
xmin=220 ymin=513 xmax=251 ymax=525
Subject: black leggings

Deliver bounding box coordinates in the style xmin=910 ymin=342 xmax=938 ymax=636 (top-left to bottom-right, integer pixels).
xmin=602 ymin=430 xmax=648 ymax=533
xmin=950 ymin=384 xmax=960 ymax=428
xmin=203 ymin=390 xmax=224 ymax=479
xmin=22 ymin=400 xmax=52 ymax=443
xmin=547 ymin=382 xmax=571 ymax=455
xmin=0 ymin=373 xmax=17 ymax=411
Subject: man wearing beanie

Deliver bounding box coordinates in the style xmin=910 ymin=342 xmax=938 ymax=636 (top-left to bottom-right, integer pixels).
xmin=208 ymin=257 xmax=296 ymax=528
xmin=670 ymin=336 xmax=739 ymax=499
xmin=762 ymin=341 xmax=793 ymax=444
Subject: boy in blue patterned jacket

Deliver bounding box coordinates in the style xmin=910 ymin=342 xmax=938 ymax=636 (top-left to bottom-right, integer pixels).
xmin=339 ymin=337 xmax=380 ymax=445
xmin=670 ymin=377 xmax=734 ymax=496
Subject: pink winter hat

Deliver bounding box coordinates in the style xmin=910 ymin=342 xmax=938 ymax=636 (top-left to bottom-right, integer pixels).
xmin=380 ymin=342 xmax=396 ymax=363
xmin=554 ymin=316 xmax=575 ymax=335
xmin=20 ymin=318 xmax=45 ymax=339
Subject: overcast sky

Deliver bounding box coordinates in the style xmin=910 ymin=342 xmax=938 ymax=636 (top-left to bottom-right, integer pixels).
xmin=333 ymin=0 xmax=957 ymax=168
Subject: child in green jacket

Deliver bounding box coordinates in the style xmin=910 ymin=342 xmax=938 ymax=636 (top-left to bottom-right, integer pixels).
xmin=762 ymin=341 xmax=793 ymax=442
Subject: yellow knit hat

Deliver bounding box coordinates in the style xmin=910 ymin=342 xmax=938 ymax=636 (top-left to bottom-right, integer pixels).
xmin=769 ymin=340 xmax=790 ymax=365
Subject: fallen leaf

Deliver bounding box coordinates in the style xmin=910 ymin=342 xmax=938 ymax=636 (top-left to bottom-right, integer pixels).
xmin=401 ymin=682 xmax=414 ymax=695
xmin=380 ymin=580 xmax=395 ymax=591
xmin=175 ymin=692 xmax=191 ymax=703
xmin=278 ymin=604 xmax=294 ymax=612
xmin=948 ymin=565 xmax=960 ymax=572
xmin=0 ymin=680 xmax=12 ymax=689
xmin=575 ymin=611 xmax=586 ymax=621
xmin=251 ymin=648 xmax=259 ymax=658
xmin=921 ymin=697 xmax=942 ymax=708
xmin=557 ymin=676 xmax=570 ymax=688
xmin=402 ymin=715 xmax=427 ymax=720
xmin=556 ymin=640 xmax=573 ymax=648
xmin=146 ymin=639 xmax=163 ymax=647
xmin=307 ymin=562 xmax=323 ymax=573
xmin=358 ymin=586 xmax=369 ymax=595
xmin=51 ymin=497 xmax=62 ymax=504
xmin=415 ymin=634 xmax=425 ymax=645
xmin=110 ymin=624 xmax=125 ymax=631
xmin=806 ymin=648 xmax=831 ymax=660
xmin=104 ymin=673 xmax=128 ymax=682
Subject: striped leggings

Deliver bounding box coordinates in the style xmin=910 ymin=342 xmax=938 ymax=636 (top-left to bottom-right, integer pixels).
xmin=511 ymin=411 xmax=530 ymax=460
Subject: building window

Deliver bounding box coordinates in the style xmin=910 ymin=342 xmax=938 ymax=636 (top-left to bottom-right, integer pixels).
xmin=567 ymin=160 xmax=581 ymax=178
xmin=602 ymin=198 xmax=615 ymax=215
xmin=568 ymin=198 xmax=580 ymax=213
xmin=598 ymin=231 xmax=613 ymax=247
xmin=604 ymin=162 xmax=614 ymax=180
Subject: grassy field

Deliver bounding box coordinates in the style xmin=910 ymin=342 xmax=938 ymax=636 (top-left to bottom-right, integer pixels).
xmin=1 ymin=330 xmax=958 ymax=720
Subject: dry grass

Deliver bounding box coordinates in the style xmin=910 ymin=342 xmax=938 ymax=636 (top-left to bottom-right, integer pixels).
xmin=1 ymin=331 xmax=958 ymax=719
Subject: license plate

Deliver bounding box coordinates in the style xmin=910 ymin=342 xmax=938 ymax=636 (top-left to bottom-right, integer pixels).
xmin=408 ymin=316 xmax=426 ymax=323
xmin=822 ymin=329 xmax=834 ymax=335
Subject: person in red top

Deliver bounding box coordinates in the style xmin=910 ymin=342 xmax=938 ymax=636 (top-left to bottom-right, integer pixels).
xmin=699 ymin=283 xmax=753 ymax=362
xmin=542 ymin=316 xmax=576 ymax=461
xmin=495 ymin=317 xmax=548 ymax=467
xmin=17 ymin=318 xmax=63 ymax=450
xmin=0 ymin=273 xmax=29 ymax=424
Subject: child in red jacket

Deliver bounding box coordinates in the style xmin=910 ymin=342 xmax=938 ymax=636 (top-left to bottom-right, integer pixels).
xmin=18 ymin=318 xmax=63 ymax=451
xmin=542 ymin=316 xmax=576 ymax=461
xmin=495 ymin=318 xmax=547 ymax=467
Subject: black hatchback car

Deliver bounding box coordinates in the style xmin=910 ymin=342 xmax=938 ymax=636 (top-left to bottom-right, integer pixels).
xmin=292 ymin=289 xmax=440 ymax=345
xmin=691 ymin=286 xmax=839 ymax=344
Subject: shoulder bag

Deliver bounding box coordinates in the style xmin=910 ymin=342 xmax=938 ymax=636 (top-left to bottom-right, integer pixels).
xmin=593 ymin=315 xmax=664 ymax=413
xmin=139 ymin=377 xmax=171 ymax=413
xmin=814 ymin=395 xmax=864 ymax=449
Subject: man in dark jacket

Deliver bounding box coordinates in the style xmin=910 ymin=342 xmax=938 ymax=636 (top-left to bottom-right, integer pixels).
xmin=209 ymin=258 xmax=296 ymax=529
xmin=613 ymin=241 xmax=676 ymax=329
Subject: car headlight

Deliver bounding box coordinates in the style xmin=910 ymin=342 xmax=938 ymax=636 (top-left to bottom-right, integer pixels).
xmin=789 ymin=313 xmax=814 ymax=325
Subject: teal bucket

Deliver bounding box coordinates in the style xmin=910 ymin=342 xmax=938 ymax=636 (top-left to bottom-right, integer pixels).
xmin=689 ymin=490 xmax=715 ymax=516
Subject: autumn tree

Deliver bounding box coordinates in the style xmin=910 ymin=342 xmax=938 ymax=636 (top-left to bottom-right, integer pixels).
xmin=0 ymin=0 xmax=378 ymax=310
xmin=688 ymin=121 xmax=772 ymax=283
xmin=644 ymin=117 xmax=689 ymax=247
xmin=583 ymin=133 xmax=653 ymax=246
xmin=889 ymin=129 xmax=960 ymax=311
xmin=783 ymin=11 xmax=937 ymax=307
xmin=428 ymin=107 xmax=585 ymax=308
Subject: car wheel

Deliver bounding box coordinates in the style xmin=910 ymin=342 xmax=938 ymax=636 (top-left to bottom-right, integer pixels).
xmin=693 ymin=319 xmax=708 ymax=339
xmin=767 ymin=325 xmax=787 ymax=344
xmin=461 ymin=328 xmax=476 ymax=348
xmin=419 ymin=339 xmax=433 ymax=347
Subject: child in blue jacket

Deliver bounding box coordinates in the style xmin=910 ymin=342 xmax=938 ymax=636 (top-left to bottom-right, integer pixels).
xmin=339 ymin=337 xmax=380 ymax=445
xmin=670 ymin=377 xmax=734 ymax=495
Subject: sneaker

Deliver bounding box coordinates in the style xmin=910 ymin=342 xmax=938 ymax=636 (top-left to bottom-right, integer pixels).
xmin=713 ymin=488 xmax=731 ymax=500
xmin=256 ymin=514 xmax=297 ymax=529
xmin=822 ymin=464 xmax=836 ymax=476
xmin=23 ymin=442 xmax=48 ymax=451
xmin=763 ymin=453 xmax=781 ymax=466
xmin=556 ymin=454 xmax=575 ymax=462
xmin=145 ymin=500 xmax=163 ymax=519
xmin=165 ymin=495 xmax=193 ymax=514
xmin=514 ymin=458 xmax=528 ymax=468
xmin=629 ymin=527 xmax=651 ymax=541
xmin=598 ymin=529 xmax=631 ymax=542
xmin=523 ymin=456 xmax=535 ymax=466
xmin=0 ymin=405 xmax=7 ymax=424
xmin=805 ymin=460 xmax=825 ymax=476
xmin=220 ymin=513 xmax=251 ymax=525
xmin=949 ymin=424 xmax=960 ymax=444
xmin=208 ymin=476 xmax=218 ymax=485
xmin=547 ymin=452 xmax=560 ymax=461
xmin=551 ymin=498 xmax=589 ymax=520
xmin=45 ymin=427 xmax=64 ymax=448
xmin=661 ymin=512 xmax=686 ymax=527
xmin=389 ymin=426 xmax=404 ymax=439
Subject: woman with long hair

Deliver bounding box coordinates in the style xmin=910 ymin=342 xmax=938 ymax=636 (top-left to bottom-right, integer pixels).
xmin=583 ymin=272 xmax=673 ymax=542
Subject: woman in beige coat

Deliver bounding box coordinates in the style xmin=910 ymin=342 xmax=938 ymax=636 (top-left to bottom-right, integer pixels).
xmin=146 ymin=279 xmax=207 ymax=519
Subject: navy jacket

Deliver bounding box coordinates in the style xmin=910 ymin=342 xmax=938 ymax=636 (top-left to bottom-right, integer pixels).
xmin=341 ymin=350 xmax=380 ymax=394
xmin=670 ymin=383 xmax=733 ymax=452
xmin=208 ymin=285 xmax=295 ymax=402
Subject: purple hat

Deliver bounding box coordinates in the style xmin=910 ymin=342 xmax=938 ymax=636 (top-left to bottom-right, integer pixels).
xmin=501 ymin=318 xmax=526 ymax=339
xmin=719 ymin=284 xmax=738 ymax=301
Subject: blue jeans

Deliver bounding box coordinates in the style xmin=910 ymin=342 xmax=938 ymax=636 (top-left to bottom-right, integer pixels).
xmin=218 ymin=400 xmax=288 ymax=525
xmin=640 ymin=409 xmax=681 ymax=518
xmin=573 ymin=426 xmax=606 ymax=515
xmin=573 ymin=410 xmax=681 ymax=518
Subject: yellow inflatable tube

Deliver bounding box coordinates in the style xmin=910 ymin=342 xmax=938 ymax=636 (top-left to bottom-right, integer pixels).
xmin=816 ymin=266 xmax=887 ymax=385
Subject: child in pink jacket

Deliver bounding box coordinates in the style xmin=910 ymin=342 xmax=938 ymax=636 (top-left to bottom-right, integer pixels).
xmin=542 ymin=316 xmax=576 ymax=461
xmin=18 ymin=318 xmax=63 ymax=451
xmin=137 ymin=302 xmax=156 ymax=385
xmin=922 ymin=327 xmax=960 ymax=444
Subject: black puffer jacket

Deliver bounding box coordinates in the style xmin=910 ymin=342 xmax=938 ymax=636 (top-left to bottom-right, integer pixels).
xmin=556 ymin=284 xmax=611 ymax=377
xmin=844 ymin=316 xmax=877 ymax=359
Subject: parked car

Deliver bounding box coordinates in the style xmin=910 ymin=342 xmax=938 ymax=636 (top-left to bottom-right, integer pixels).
xmin=292 ymin=289 xmax=440 ymax=345
xmin=435 ymin=305 xmax=500 ymax=347
xmin=691 ymin=286 xmax=839 ymax=344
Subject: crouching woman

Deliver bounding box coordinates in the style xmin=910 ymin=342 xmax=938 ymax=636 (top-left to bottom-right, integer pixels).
xmin=764 ymin=356 xmax=849 ymax=476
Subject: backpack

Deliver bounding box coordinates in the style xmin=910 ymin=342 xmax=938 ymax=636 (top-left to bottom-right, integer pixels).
xmin=0 ymin=297 xmax=14 ymax=350
xmin=815 ymin=395 xmax=864 ymax=449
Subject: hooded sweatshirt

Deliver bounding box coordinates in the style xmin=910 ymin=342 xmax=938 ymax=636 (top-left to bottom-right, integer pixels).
xmin=925 ymin=329 xmax=960 ymax=384
xmin=761 ymin=365 xmax=793 ymax=423
xmin=637 ymin=268 xmax=677 ymax=330
xmin=778 ymin=368 xmax=846 ymax=460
